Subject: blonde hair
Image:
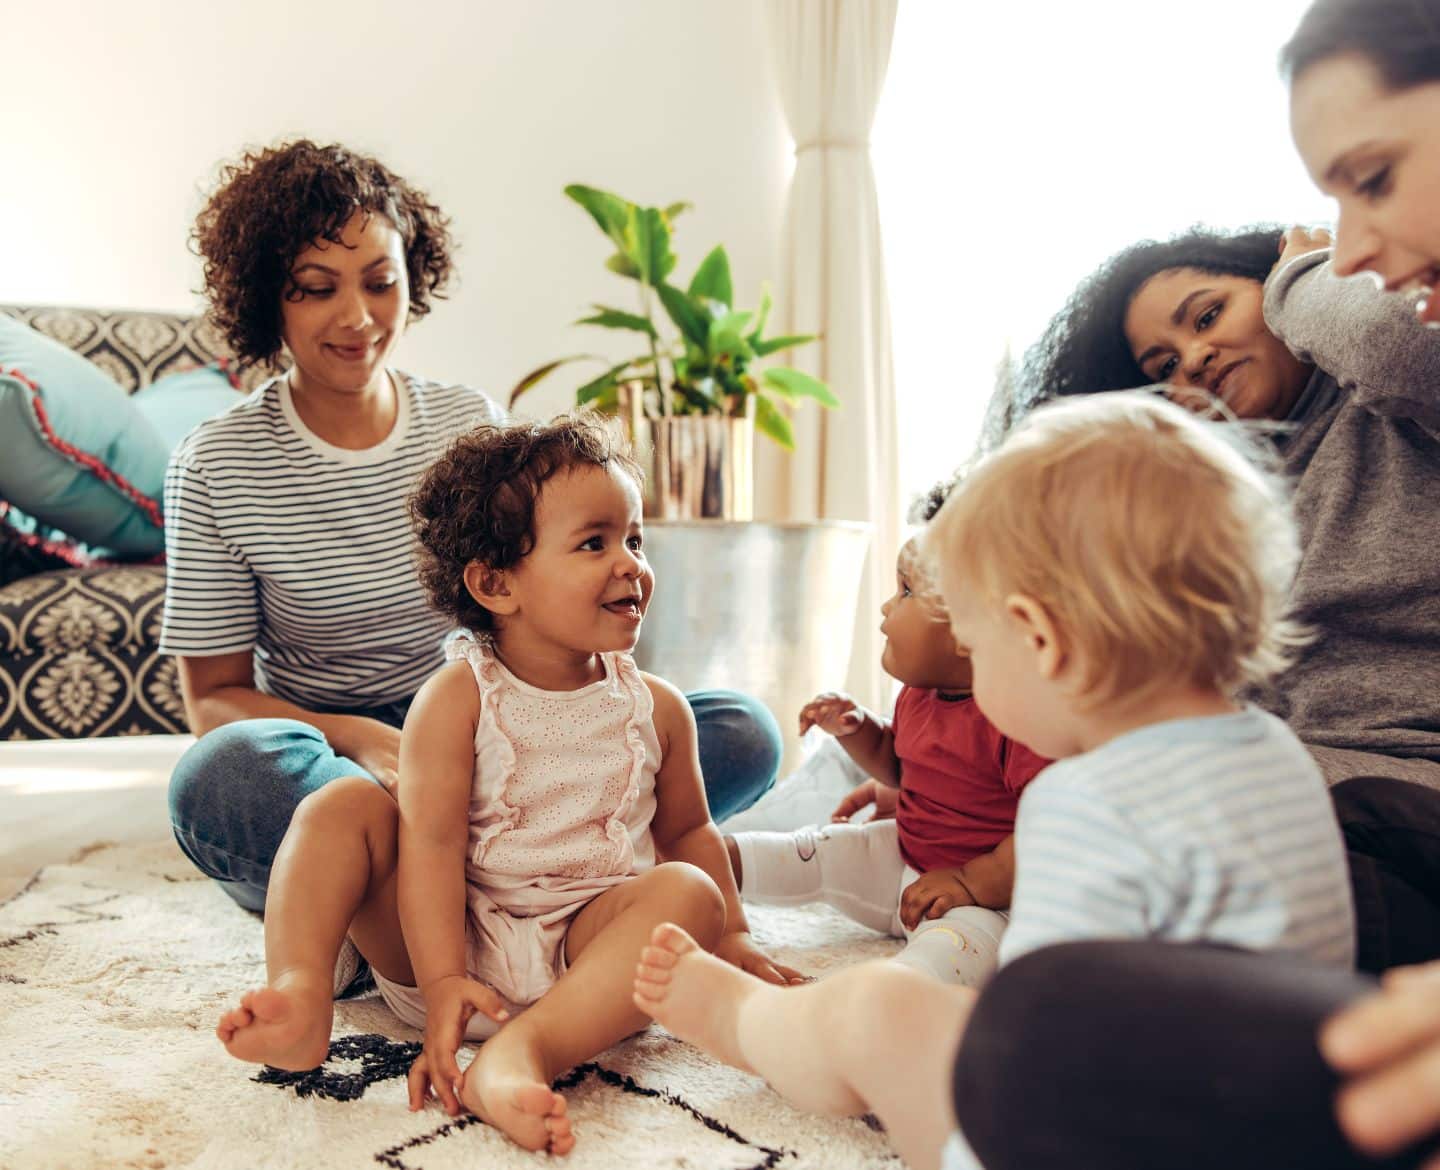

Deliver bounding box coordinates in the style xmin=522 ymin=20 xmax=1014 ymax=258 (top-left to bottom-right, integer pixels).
xmin=925 ymin=391 xmax=1304 ymax=706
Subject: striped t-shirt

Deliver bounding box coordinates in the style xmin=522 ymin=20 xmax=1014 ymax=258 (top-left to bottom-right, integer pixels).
xmin=999 ymin=706 xmax=1355 ymax=970
xmin=159 ymin=371 xmax=502 ymax=710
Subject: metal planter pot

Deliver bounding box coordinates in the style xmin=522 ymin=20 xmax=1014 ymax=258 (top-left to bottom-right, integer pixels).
xmin=634 ymin=519 xmax=872 ymax=775
xmin=621 ymin=385 xmax=756 ymax=521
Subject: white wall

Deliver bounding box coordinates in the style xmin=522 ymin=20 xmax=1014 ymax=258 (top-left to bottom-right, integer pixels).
xmin=1 ymin=0 xmax=791 ymax=422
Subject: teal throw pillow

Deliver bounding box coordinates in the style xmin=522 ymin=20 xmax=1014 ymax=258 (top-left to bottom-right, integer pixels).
xmin=132 ymin=363 xmax=248 ymax=453
xmin=0 ymin=315 xmax=170 ymax=556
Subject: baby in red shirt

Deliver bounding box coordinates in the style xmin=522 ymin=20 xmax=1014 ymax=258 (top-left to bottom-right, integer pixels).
xmin=724 ymin=498 xmax=1049 ymax=987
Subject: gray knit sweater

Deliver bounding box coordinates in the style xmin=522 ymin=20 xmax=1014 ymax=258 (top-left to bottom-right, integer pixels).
xmin=1261 ymin=250 xmax=1440 ymax=772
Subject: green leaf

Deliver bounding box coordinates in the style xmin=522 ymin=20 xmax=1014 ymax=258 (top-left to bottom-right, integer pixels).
xmin=657 ymin=283 xmax=710 ymax=348
xmin=749 ymin=282 xmax=773 ymax=341
xmin=754 ymin=393 xmax=796 ymax=449
xmin=762 ymin=366 xmax=839 ymax=407
xmin=677 ymin=379 xmax=720 ymax=412
xmin=708 ymin=309 xmax=756 ymax=362
xmin=627 ymin=205 xmax=676 ymax=286
xmin=687 ymin=246 xmax=733 ymax=309
xmin=508 ymin=355 xmax=603 ymax=409
xmin=605 ymin=252 xmax=641 ymax=279
xmin=663 ymin=201 xmax=692 ymax=223
xmin=575 ymin=306 xmax=657 ymax=338
xmin=585 ymin=383 xmax=622 ymax=413
xmin=752 ymin=332 xmax=818 ymax=358
xmin=565 ymin=185 xmax=634 ymax=249
xmin=576 ymin=360 xmax=635 ymax=405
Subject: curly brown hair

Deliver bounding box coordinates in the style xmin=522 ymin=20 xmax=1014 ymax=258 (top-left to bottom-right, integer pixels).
xmin=411 ymin=416 xmax=645 ymax=632
xmin=193 ymin=139 xmax=453 ymax=370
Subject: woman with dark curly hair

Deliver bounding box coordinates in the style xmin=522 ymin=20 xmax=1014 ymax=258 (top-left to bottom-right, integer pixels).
xmin=160 ymin=142 xmax=782 ymax=992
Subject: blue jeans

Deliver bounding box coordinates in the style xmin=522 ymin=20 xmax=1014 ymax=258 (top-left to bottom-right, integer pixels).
xmin=169 ymin=689 xmax=781 ymax=913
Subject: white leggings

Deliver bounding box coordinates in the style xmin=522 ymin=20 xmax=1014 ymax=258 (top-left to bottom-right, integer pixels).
xmin=732 ymin=818 xmax=1007 ymax=987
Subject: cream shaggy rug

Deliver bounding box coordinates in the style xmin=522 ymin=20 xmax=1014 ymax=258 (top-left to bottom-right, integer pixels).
xmin=0 ymin=841 xmax=907 ymax=1170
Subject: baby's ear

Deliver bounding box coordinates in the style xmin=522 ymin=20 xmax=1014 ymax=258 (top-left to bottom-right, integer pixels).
xmin=463 ymin=561 xmax=517 ymax=616
xmin=1003 ymin=593 xmax=1066 ymax=681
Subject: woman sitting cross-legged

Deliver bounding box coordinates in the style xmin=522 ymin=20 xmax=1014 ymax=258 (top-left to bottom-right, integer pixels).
xmin=161 ymin=141 xmax=783 ymax=987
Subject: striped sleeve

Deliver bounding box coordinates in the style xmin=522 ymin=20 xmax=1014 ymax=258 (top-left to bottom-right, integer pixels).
xmin=158 ymin=451 xmax=258 ymax=656
xmin=998 ymin=775 xmax=1168 ymax=965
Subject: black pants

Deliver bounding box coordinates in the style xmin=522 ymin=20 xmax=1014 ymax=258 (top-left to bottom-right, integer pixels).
xmin=1337 ymin=776 xmax=1440 ymax=972
xmin=949 ymin=777 xmax=1440 ymax=1170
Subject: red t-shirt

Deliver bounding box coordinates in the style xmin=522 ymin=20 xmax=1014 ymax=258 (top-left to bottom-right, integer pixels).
xmin=893 ymin=685 xmax=1050 ymax=872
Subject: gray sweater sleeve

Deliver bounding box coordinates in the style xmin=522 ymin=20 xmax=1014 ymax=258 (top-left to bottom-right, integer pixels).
xmin=1263 ymin=249 xmax=1440 ymax=434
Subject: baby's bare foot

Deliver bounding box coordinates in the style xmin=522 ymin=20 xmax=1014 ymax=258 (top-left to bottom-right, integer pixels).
xmin=216 ymin=974 xmax=333 ymax=1070
xmin=459 ymin=1039 xmax=574 ymax=1155
xmin=632 ymin=922 xmax=762 ymax=1072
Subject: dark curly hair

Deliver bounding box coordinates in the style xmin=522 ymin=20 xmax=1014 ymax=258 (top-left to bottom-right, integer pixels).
xmin=1282 ymin=0 xmax=1440 ymax=90
xmin=411 ymin=416 xmax=644 ymax=632
xmin=1018 ymin=225 xmax=1285 ymax=410
xmin=193 ymin=139 xmax=453 ymax=370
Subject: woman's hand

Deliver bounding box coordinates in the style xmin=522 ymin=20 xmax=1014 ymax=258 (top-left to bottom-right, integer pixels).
xmin=345 ymin=723 xmax=403 ymax=795
xmin=1275 ymin=225 xmax=1334 ymax=274
xmin=714 ymin=930 xmax=809 ymax=985
xmin=406 ymin=975 xmax=510 ymax=1115
xmin=899 ymin=869 xmax=976 ymax=931
xmin=831 ymin=778 xmax=899 ymax=823
xmin=799 ymin=692 xmax=864 ymax=737
xmin=1321 ymin=962 xmax=1440 ymax=1162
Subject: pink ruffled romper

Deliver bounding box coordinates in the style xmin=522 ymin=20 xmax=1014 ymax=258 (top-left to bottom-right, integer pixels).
xmin=373 ymin=633 xmax=661 ymax=1039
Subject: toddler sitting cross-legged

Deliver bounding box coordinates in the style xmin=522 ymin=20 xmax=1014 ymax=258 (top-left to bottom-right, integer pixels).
xmin=631 ymin=392 xmax=1356 ymax=1170
xmin=214 ymin=416 xmax=800 ymax=1157
xmin=725 ymin=489 xmax=1049 ymax=987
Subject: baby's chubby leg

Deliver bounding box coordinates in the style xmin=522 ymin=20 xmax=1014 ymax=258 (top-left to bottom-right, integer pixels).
xmin=635 ymin=924 xmax=976 ymax=1170
xmin=458 ymin=863 xmax=725 ymax=1153
xmin=217 ymin=776 xmax=412 ymax=1070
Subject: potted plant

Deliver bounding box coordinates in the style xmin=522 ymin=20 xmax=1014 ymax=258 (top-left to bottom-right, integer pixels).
xmin=509 ymin=185 xmax=838 ymax=520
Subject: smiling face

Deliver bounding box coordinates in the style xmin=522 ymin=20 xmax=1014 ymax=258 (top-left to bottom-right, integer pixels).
xmin=1123 ymin=269 xmax=1313 ymax=420
xmin=1290 ymin=53 xmax=1440 ymax=319
xmin=280 ymin=209 xmax=409 ymax=398
xmin=502 ymin=462 xmax=654 ymax=657
xmin=878 ymin=540 xmax=973 ymax=691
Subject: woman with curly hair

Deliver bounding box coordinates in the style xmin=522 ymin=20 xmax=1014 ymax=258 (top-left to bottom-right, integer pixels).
xmin=161 ymin=142 xmax=782 ymax=993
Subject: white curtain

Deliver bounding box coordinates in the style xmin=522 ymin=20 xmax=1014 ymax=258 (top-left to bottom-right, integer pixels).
xmin=761 ymin=0 xmax=900 ymax=713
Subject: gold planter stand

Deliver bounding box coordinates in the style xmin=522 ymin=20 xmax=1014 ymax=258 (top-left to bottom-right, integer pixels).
xmin=620 ymin=385 xmax=755 ymax=521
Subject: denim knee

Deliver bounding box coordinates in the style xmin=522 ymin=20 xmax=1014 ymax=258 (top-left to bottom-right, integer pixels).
xmin=168 ymin=718 xmax=352 ymax=910
xmin=687 ymin=689 xmax=783 ymax=823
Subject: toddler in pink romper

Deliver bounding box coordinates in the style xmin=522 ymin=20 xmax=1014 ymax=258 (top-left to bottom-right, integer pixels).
xmin=374 ymin=632 xmax=661 ymax=1038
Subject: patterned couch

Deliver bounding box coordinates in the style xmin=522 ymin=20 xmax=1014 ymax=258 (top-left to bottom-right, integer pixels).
xmin=0 ymin=305 xmax=269 ymax=740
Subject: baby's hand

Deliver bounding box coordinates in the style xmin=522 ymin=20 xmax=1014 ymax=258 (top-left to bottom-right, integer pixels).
xmin=714 ymin=930 xmax=809 ymax=985
xmin=899 ymin=870 xmax=976 ymax=931
xmin=406 ymin=975 xmax=510 ymax=1115
xmin=799 ymin=692 xmax=864 ymax=737
xmin=831 ymin=778 xmax=899 ymax=823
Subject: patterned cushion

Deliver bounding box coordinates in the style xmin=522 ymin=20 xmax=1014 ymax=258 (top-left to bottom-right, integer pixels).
xmin=0 ymin=566 xmax=187 ymax=739
xmin=0 ymin=305 xmax=272 ymax=394
xmin=0 ymin=304 xmax=274 ymax=738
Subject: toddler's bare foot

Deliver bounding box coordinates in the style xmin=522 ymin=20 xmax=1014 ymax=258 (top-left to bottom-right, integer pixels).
xmin=216 ymin=973 xmax=333 ymax=1070
xmin=632 ymin=922 xmax=762 ymax=1072
xmin=459 ymin=1034 xmax=575 ymax=1155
